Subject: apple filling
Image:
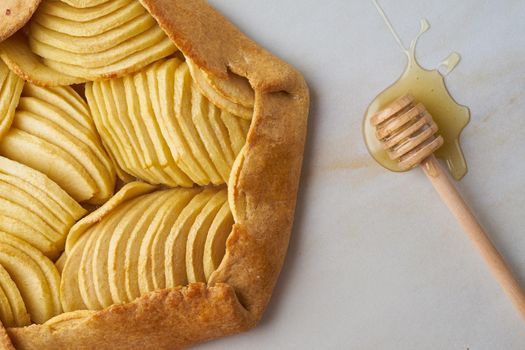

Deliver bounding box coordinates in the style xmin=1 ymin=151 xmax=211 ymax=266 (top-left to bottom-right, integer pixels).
xmin=0 ymin=0 xmax=254 ymax=328
xmin=0 ymin=232 xmax=61 ymax=326
xmin=27 ymin=0 xmax=178 ymax=80
xmin=0 ymin=83 xmax=116 ymax=204
xmin=0 ymin=61 xmax=23 ymax=139
xmin=86 ymin=57 xmax=250 ymax=187
xmin=61 ymin=184 xmax=232 ymax=311
xmin=0 ymin=156 xmax=87 ymax=259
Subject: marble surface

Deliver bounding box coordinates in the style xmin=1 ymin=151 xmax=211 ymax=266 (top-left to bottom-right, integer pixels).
xmin=201 ymin=1 xmax=525 ymax=349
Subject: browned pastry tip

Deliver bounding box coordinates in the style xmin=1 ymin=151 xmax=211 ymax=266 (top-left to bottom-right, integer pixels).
xmin=0 ymin=320 xmax=15 ymax=350
xmin=0 ymin=0 xmax=42 ymax=42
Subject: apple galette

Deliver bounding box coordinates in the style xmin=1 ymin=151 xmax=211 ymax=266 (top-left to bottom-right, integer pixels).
xmin=0 ymin=0 xmax=308 ymax=349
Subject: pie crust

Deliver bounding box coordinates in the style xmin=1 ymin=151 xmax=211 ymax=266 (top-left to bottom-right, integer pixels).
xmin=0 ymin=0 xmax=309 ymax=348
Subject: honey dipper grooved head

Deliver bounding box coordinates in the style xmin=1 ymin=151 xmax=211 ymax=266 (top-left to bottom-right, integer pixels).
xmin=371 ymin=94 xmax=443 ymax=170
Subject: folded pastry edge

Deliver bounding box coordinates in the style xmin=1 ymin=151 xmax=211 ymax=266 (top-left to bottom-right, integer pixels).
xmin=4 ymin=0 xmax=309 ymax=348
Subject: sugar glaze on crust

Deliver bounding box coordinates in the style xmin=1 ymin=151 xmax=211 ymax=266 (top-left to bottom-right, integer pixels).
xmin=1 ymin=0 xmax=309 ymax=348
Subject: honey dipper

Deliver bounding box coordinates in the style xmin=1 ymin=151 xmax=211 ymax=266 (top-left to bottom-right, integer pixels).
xmin=372 ymin=94 xmax=525 ymax=321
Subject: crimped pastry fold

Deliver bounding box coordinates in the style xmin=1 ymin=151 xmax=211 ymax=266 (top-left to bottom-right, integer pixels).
xmin=0 ymin=0 xmax=308 ymax=348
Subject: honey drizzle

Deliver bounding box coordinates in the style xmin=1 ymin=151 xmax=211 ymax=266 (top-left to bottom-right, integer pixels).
xmin=364 ymin=1 xmax=470 ymax=180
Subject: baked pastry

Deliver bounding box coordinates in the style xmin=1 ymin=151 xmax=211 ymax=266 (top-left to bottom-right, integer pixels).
xmin=0 ymin=0 xmax=309 ymax=349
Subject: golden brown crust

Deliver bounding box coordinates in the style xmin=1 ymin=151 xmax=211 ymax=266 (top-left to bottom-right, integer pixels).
xmin=142 ymin=0 xmax=309 ymax=320
xmin=3 ymin=0 xmax=309 ymax=348
xmin=0 ymin=33 xmax=87 ymax=87
xmin=0 ymin=0 xmax=41 ymax=43
xmin=0 ymin=321 xmax=15 ymax=350
xmin=8 ymin=284 xmax=251 ymax=350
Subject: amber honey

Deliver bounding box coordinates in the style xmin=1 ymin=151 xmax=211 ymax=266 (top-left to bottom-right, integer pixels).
xmin=363 ymin=2 xmax=470 ymax=180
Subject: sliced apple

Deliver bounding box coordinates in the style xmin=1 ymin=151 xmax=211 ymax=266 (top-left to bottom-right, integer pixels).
xmin=145 ymin=58 xmax=180 ymax=173
xmin=107 ymin=148 xmax=136 ymax=184
xmin=163 ymin=164 xmax=191 ymax=186
xmin=78 ymin=226 xmax=103 ymax=310
xmin=145 ymin=62 xmax=193 ymax=186
xmin=24 ymin=85 xmax=117 ymax=183
xmin=164 ymin=188 xmax=218 ymax=288
xmin=22 ymin=83 xmax=92 ymax=132
xmin=134 ymin=196 xmax=173 ymax=296
xmin=144 ymin=166 xmax=175 ymax=186
xmin=22 ymin=84 xmax=92 ymax=126
xmin=50 ymin=0 xmax=112 ymax=11
xmin=221 ymin=110 xmax=249 ymax=156
xmin=186 ymin=190 xmax=228 ymax=283
xmin=13 ymin=110 xmax=113 ymax=205
xmin=55 ymin=252 xmax=67 ymax=274
xmin=0 ymin=61 xmax=9 ymax=88
xmin=98 ymin=79 xmax=152 ymax=180
xmin=0 ymin=232 xmax=61 ymax=316
xmin=239 ymin=117 xmax=251 ymax=136
xmin=118 ymin=193 xmax=168 ymax=302
xmin=78 ymin=199 xmax=142 ymax=309
xmin=66 ymin=181 xmax=157 ymax=253
xmin=0 ymin=177 xmax=66 ymax=234
xmin=156 ymin=58 xmax=207 ymax=184
xmin=0 ymin=264 xmax=30 ymax=327
xmin=97 ymin=194 xmax=158 ymax=306
xmin=109 ymin=76 xmax=149 ymax=173
xmin=85 ymin=82 xmax=133 ymax=181
xmin=0 ymin=61 xmax=24 ymax=140
xmin=0 ymin=171 xmax=73 ymax=228
xmin=190 ymin=83 xmax=232 ymax=182
xmin=174 ymin=63 xmax=222 ymax=184
xmin=14 ymin=110 xmax=110 ymax=203
xmin=97 ymin=80 xmax=140 ymax=172
xmin=203 ymin=201 xmax=234 ymax=281
xmin=0 ymin=33 xmax=87 ymax=86
xmin=43 ymin=310 xmax=95 ymax=329
xmin=136 ymin=189 xmax=194 ymax=294
xmin=41 ymin=36 xmax=176 ymax=81
xmin=30 ymin=25 xmax=168 ymax=69
xmin=18 ymin=84 xmax=116 ymax=202
xmin=207 ymin=103 xmax=235 ymax=167
xmin=129 ymin=66 xmax=193 ymax=187
xmin=39 ymin=0 xmax=130 ymax=23
xmin=60 ymin=234 xmax=89 ymax=312
xmin=0 ymin=278 xmax=15 ymax=327
xmin=123 ymin=74 xmax=157 ymax=168
xmin=0 ymin=128 xmax=97 ymax=203
xmin=87 ymin=196 xmax=140 ymax=308
xmin=31 ymin=15 xmax=155 ymax=54
xmin=0 ymin=215 xmax=59 ymax=260
xmin=0 ymin=156 xmax=86 ymax=221
xmin=33 ymin=1 xmax=145 ymax=37
xmin=141 ymin=188 xmax=197 ymax=292
xmin=136 ymin=68 xmax=171 ymax=168
xmin=92 ymin=73 xmax=188 ymax=187
xmin=0 ymin=242 xmax=53 ymax=324
xmin=0 ymin=197 xmax=62 ymax=244
xmin=108 ymin=191 xmax=168 ymax=302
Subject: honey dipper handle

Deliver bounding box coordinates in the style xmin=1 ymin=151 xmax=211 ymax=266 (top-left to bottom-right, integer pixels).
xmin=421 ymin=155 xmax=525 ymax=321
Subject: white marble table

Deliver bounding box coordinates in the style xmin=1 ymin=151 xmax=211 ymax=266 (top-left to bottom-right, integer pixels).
xmin=202 ymin=1 xmax=525 ymax=348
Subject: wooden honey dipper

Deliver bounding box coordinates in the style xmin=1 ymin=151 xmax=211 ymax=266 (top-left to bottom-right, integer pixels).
xmin=372 ymin=94 xmax=525 ymax=322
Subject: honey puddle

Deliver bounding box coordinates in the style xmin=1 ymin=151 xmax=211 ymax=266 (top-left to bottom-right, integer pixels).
xmin=363 ymin=1 xmax=470 ymax=180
